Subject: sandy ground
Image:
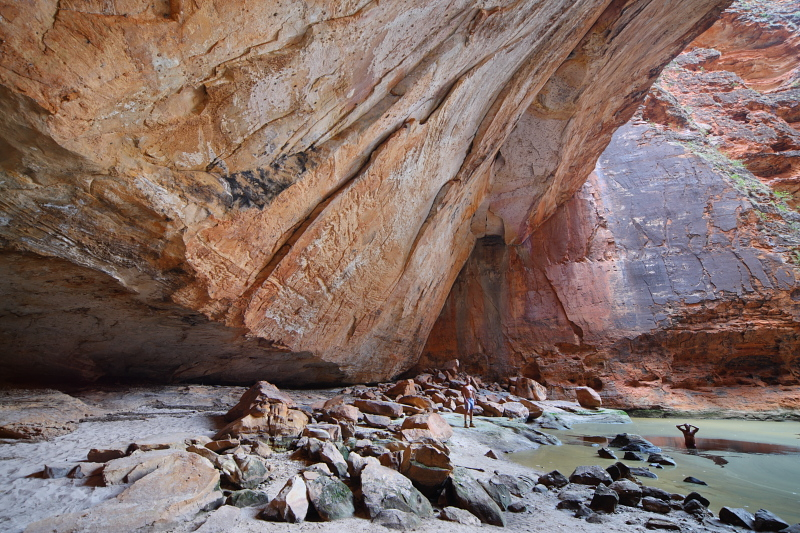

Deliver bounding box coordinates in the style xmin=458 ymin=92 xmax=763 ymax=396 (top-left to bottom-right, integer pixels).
xmin=0 ymin=386 xmax=759 ymax=533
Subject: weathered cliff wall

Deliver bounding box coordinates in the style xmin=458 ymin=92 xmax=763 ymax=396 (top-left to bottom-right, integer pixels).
xmin=419 ymin=1 xmax=800 ymax=409
xmin=0 ymin=0 xmax=731 ymax=384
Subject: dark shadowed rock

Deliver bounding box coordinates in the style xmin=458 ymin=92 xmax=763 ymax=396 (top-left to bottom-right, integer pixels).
xmin=684 ymin=492 xmax=709 ymax=508
xmin=720 ymin=507 xmax=756 ymax=529
xmin=646 ymin=518 xmax=681 ymax=530
xmin=478 ymin=475 xmax=512 ymax=511
xmin=495 ymin=473 xmax=535 ymax=497
xmin=642 ymin=486 xmax=672 ymax=501
xmin=606 ymin=461 xmax=633 ymax=482
xmin=683 ymin=476 xmax=707 ymax=485
xmin=683 ymin=499 xmax=710 ymax=517
xmin=610 ymin=434 xmax=661 ymax=454
xmin=447 ymin=467 xmax=505 ymax=526
xmin=609 ymin=479 xmax=642 ymax=507
xmin=648 ymin=453 xmax=677 ymax=466
xmin=589 ymin=485 xmax=619 ymax=513
xmin=569 ymin=465 xmax=613 ymax=486
xmin=598 ymin=448 xmax=617 ymax=460
xmin=630 ymin=467 xmax=658 ymax=479
xmin=642 ymin=497 xmax=672 ymax=514
xmin=538 ymin=470 xmax=569 ymax=488
xmin=753 ymin=509 xmax=790 ymax=532
xmin=575 ymin=504 xmax=594 ymax=518
xmin=508 ymin=501 xmax=527 ymax=513
xmin=228 ymin=489 xmax=270 ymax=508
xmin=623 ymin=451 xmax=646 ymax=461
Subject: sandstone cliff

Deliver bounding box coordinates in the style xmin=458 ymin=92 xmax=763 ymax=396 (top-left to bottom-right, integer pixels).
xmin=419 ymin=1 xmax=800 ymax=410
xmin=0 ymin=0 xmax=731 ymax=384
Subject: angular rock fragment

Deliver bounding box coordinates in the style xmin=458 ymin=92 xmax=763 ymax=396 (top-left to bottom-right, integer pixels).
xmin=261 ymin=475 xmax=309 ymax=523
xmin=608 ymin=479 xmax=642 ymax=507
xmin=598 ymin=447 xmax=617 ymax=460
xmin=720 ymin=507 xmax=756 ymax=529
xmin=642 ymin=497 xmax=672 ymax=514
xmin=684 ymin=491 xmax=709 ymax=508
xmin=224 ymin=381 xmax=295 ymax=422
xmin=478 ymin=475 xmax=513 ymax=511
xmin=373 ymin=509 xmax=422 ymax=530
xmin=401 ymin=438 xmax=453 ymax=489
xmin=87 ymin=447 xmax=127 ymax=463
xmin=353 ymin=400 xmax=405 ymax=418
xmin=648 ymin=453 xmax=677 ymax=466
xmin=569 ymin=465 xmax=613 ymax=486
xmin=575 ymin=387 xmax=602 ymax=408
xmin=538 ymin=470 xmax=569 ymax=489
xmin=753 ymin=509 xmax=790 ymax=532
xmin=447 ymin=467 xmax=505 ymax=526
xmin=514 ymin=378 xmax=548 ymax=401
xmin=306 ymin=474 xmax=355 ymax=521
xmin=318 ymin=441 xmax=349 ymax=478
xmin=440 ymin=506 xmax=481 ymax=525
xmin=502 ymin=402 xmax=529 ymax=420
xmin=228 ymin=489 xmax=270 ymax=508
xmin=683 ymin=476 xmax=707 ymax=485
xmin=227 ymin=454 xmax=269 ymax=489
xmin=606 ymin=461 xmax=633 ymax=481
xmin=400 ymin=413 xmax=453 ymax=442
xmin=215 ymin=403 xmax=309 ymax=439
xmin=646 ymin=518 xmax=681 ymax=530
xmin=589 ymin=484 xmax=619 ymax=513
xmin=361 ymin=462 xmax=433 ymax=519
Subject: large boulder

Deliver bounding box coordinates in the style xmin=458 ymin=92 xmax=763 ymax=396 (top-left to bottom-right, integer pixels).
xmin=514 ymin=378 xmax=547 ymax=401
xmin=502 ymin=402 xmax=529 ymax=420
xmin=478 ymin=475 xmax=513 ymax=511
xmin=608 ymin=479 xmax=642 ymax=507
xmin=386 ymin=380 xmax=418 ymax=398
xmin=224 ymin=381 xmax=295 ymax=422
xmin=400 ymin=413 xmax=453 ymax=442
xmin=720 ymin=507 xmax=756 ymax=530
xmin=609 ymin=433 xmax=662 ymax=454
xmin=215 ymin=403 xmax=309 ymax=439
xmin=225 ymin=453 xmax=270 ymax=489
xmin=753 ymin=509 xmax=790 ymax=532
xmin=569 ymin=465 xmax=613 ymax=486
xmin=305 ymin=473 xmax=355 ymax=521
xmin=589 ymin=484 xmax=619 ymax=513
xmin=353 ymin=400 xmax=405 ymax=418
xmin=401 ymin=438 xmax=453 ymax=489
xmin=441 ymin=506 xmax=482 ymax=526
xmin=360 ymin=462 xmax=434 ymax=519
xmin=538 ymin=470 xmax=569 ymax=489
xmin=26 ymin=451 xmax=221 ymax=532
xmin=447 ymin=467 xmax=505 ymax=527
xmin=575 ymin=387 xmax=602 ymax=408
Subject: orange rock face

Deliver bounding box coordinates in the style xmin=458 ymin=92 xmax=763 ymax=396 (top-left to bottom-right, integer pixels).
xmin=0 ymin=0 xmax=731 ymax=385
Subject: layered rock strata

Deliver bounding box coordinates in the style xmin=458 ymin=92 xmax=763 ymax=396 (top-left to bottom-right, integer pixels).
xmin=0 ymin=0 xmax=730 ymax=384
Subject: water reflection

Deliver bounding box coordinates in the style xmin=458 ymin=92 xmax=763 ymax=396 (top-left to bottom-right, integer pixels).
xmin=647 ymin=435 xmax=800 ymax=455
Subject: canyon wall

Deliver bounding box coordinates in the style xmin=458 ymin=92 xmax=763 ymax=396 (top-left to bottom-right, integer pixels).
xmin=0 ymin=0 xmax=731 ymax=384
xmin=419 ymin=1 xmax=800 ymax=409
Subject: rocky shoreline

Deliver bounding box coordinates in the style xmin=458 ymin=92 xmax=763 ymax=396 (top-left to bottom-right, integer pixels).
xmin=2 ymin=373 xmax=799 ymax=532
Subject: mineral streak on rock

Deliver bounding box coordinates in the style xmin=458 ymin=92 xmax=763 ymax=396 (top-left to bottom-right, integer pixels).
xmin=0 ymin=0 xmax=731 ymax=384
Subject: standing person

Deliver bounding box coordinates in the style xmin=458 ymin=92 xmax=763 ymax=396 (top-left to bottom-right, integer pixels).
xmin=461 ymin=381 xmax=476 ymax=428
xmin=676 ymin=423 xmax=699 ymax=449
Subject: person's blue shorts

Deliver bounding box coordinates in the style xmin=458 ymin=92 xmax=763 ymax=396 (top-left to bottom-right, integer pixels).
xmin=466 ymin=398 xmax=475 ymax=411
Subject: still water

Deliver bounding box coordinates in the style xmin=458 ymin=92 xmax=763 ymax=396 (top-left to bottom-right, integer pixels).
xmin=511 ymin=418 xmax=800 ymax=524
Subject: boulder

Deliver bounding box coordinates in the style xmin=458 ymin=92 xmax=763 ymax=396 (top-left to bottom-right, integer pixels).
xmin=224 ymin=381 xmax=295 ymax=422
xmin=569 ymin=465 xmax=613 ymax=486
xmin=683 ymin=499 xmax=709 ymax=516
xmin=398 ymin=395 xmax=435 ymax=411
xmin=753 ymin=509 xmax=790 ymax=532
xmin=642 ymin=497 xmax=672 ymax=514
xmin=400 ymin=413 xmax=453 ymax=442
xmin=250 ymin=440 xmax=273 ymax=458
xmin=642 ymin=486 xmax=672 ymax=502
xmin=538 ymin=470 xmax=569 ymax=489
xmin=508 ymin=501 xmax=527 ymax=513
xmin=401 ymin=439 xmax=453 ymax=489
xmin=441 ymin=506 xmax=481 ymax=526
xmin=361 ymin=462 xmax=433 ymax=519
xmin=305 ymin=473 xmax=355 ymax=521
xmin=502 ymin=402 xmax=529 ymax=420
xmin=589 ymin=484 xmax=619 ymax=513
xmin=683 ymin=476 xmax=707 ymax=485
xmin=373 ymin=509 xmax=422 ymax=530
xmin=598 ymin=448 xmax=617 ymax=460
xmin=516 ymin=398 xmax=544 ymax=419
xmin=494 ymin=473 xmax=535 ymax=497
xmin=646 ymin=518 xmax=681 ymax=530
xmin=608 ymin=479 xmax=641 ymax=507
xmin=261 ymin=475 xmax=309 ymax=523
xmin=363 ymin=413 xmax=393 ymax=429
xmin=216 ymin=404 xmax=309 ymax=439
xmin=648 ymin=453 xmax=677 ymax=466
xmin=477 ymin=399 xmax=504 ymax=417
xmin=43 ymin=464 xmax=72 ymax=479
xmin=514 ymin=377 xmax=547 ymax=401
xmin=623 ymin=451 xmax=646 ymax=461
xmin=609 ymin=434 xmax=661 ymax=454
xmin=447 ymin=467 xmax=505 ymax=526
xmin=325 ymin=404 xmax=361 ymax=424
xmin=720 ymin=507 xmax=756 ymax=529
xmin=319 ymin=441 xmax=349 ymax=478
xmin=575 ymin=387 xmax=602 ymax=408
xmin=353 ymin=400 xmax=405 ymax=418
xmin=684 ymin=492 xmax=709 ymax=508
xmin=226 ymin=454 xmax=269 ymax=489
xmin=26 ymin=451 xmax=221 ymax=532
xmin=303 ymin=423 xmax=342 ymax=441
xmin=629 ymin=467 xmax=658 ymax=479
xmin=103 ymin=449 xmax=181 ymax=485
xmin=205 ymin=438 xmax=240 ymax=453
xmin=228 ymin=489 xmax=270 ymax=508
xmin=478 ymin=475 xmax=513 ymax=511
xmin=87 ymin=448 xmax=127 ymax=463
xmin=387 ymin=380 xmax=418 ymax=398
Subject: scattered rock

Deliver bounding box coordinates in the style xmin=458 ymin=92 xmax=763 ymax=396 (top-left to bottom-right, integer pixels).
xmin=598 ymin=448 xmax=617 ymax=460
xmin=478 ymin=475 xmax=513 ymax=511
xmin=447 ymin=467 xmax=506 ymax=526
xmin=485 ymin=449 xmax=499 ymax=459
xmin=609 ymin=434 xmax=661 ymax=454
xmin=387 ymin=380 xmax=418 ymax=398
xmin=363 ymin=413 xmax=392 ymax=429
xmin=303 ymin=423 xmax=341 ymax=441
xmin=398 ymin=395 xmax=435 ymax=411
xmin=361 ymin=462 xmax=433 ymax=519
xmin=261 ymin=475 xmax=309 ymax=523
xmin=606 ymin=461 xmax=633 ymax=482
xmin=508 ymin=501 xmax=527 ymax=513
xmin=224 ymin=381 xmax=295 ymax=422
xmin=477 ymin=400 xmax=504 ymax=417
xmin=495 ymin=473 xmax=535 ymax=497
xmin=502 ymin=402 xmax=529 ymax=420
xmin=683 ymin=476 xmax=707 ymax=485
xmin=533 ymin=484 xmax=549 ymax=494
xmin=440 ymin=506 xmax=481 ymax=526
xmin=400 ymin=413 xmax=453 ymax=442
xmin=227 ymin=454 xmax=269 ymax=489
xmin=538 ymin=470 xmax=569 ymax=489
xmin=87 ymin=447 xmax=127 ymax=463
xmin=318 ymin=441 xmax=349 ymax=478
xmin=720 ymin=507 xmax=756 ymax=530
xmin=42 ymin=464 xmax=72 ymax=479
xmin=629 ymin=467 xmax=658 ymax=479
xmin=646 ymin=518 xmax=681 ymax=530
xmin=569 ymin=465 xmax=613 ymax=486
xmin=306 ymin=474 xmax=355 ymax=521
xmin=228 ymin=489 xmax=270 ymax=508
xmin=589 ymin=484 xmax=619 ymax=513
xmin=684 ymin=492 xmax=709 ymax=508
xmin=206 ymin=439 xmax=239 ymax=453
xmin=642 ymin=496 xmax=672 ymax=514
xmin=648 ymin=453 xmax=677 ymax=466
xmin=753 ymin=509 xmax=790 ymax=532
xmin=623 ymin=451 xmax=646 ymax=461
xmin=353 ymin=400 xmax=405 ymax=418
xmin=575 ymin=387 xmax=602 ymax=408
xmin=609 ymin=479 xmax=642 ymax=507
xmin=683 ymin=499 xmax=709 ymax=516
xmin=326 ymin=404 xmax=361 ymax=424
xmin=642 ymin=486 xmax=672 ymax=501
xmin=216 ymin=403 xmax=309 ymax=439
xmin=373 ymin=509 xmax=422 ymax=530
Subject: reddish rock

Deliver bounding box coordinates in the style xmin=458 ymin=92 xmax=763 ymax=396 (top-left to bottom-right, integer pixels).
xmin=576 ymin=387 xmax=603 ymax=408
xmin=400 ymin=413 xmax=453 ymax=442
xmin=224 ymin=381 xmax=295 ymax=422
xmin=398 ymin=395 xmax=436 ymax=411
xmin=216 ymin=404 xmax=309 ymax=439
xmin=386 ymin=380 xmax=417 ymax=398
xmin=515 ymin=377 xmax=548 ymax=401
xmin=352 ymin=400 xmax=404 ymax=419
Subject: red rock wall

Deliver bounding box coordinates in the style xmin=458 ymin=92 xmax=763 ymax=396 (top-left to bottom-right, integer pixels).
xmin=0 ymin=0 xmax=730 ymax=384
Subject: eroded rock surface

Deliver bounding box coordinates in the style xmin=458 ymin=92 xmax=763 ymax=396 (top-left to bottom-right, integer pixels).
xmin=0 ymin=0 xmax=730 ymax=385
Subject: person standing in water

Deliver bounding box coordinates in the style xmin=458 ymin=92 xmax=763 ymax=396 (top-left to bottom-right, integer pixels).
xmin=677 ymin=423 xmax=699 ymax=449
xmin=461 ymin=381 xmax=476 ymax=428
